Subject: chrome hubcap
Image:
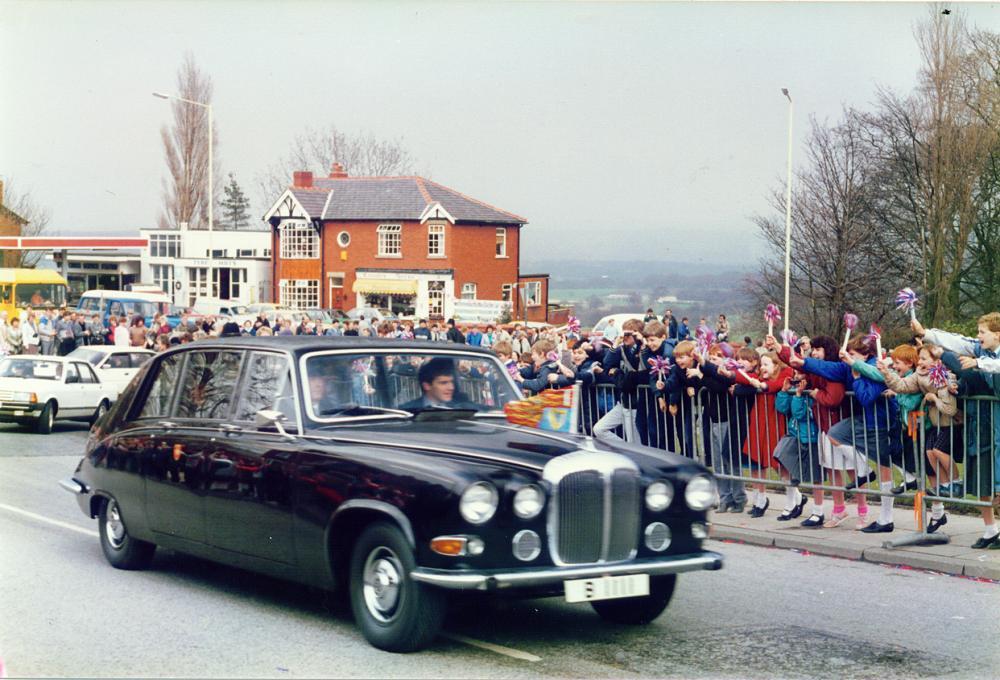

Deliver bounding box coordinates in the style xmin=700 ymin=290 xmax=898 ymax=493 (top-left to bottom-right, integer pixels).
xmin=362 ymin=547 xmax=403 ymax=623
xmin=106 ymin=500 xmax=126 ymax=549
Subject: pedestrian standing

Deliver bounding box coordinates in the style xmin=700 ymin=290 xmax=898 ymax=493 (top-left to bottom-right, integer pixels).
xmin=114 ymin=317 xmax=130 ymax=347
xmin=5 ymin=318 xmax=24 ymax=355
xmin=22 ymin=311 xmax=40 ymax=355
xmin=55 ymin=311 xmax=77 ymax=356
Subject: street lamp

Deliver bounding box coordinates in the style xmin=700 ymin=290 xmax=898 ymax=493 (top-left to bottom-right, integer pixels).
xmin=781 ymin=88 xmax=793 ymax=334
xmin=153 ymin=91 xmax=213 ymax=233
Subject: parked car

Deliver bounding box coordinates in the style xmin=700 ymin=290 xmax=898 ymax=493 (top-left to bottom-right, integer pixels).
xmin=63 ymin=337 xmax=722 ymax=652
xmin=0 ymin=355 xmax=117 ymax=433
xmin=346 ymin=306 xmax=394 ymax=323
xmin=590 ymin=312 xmax=647 ymax=339
xmin=76 ymin=290 xmax=179 ymax=329
xmin=67 ymin=347 xmax=155 ymax=399
xmin=191 ymin=298 xmax=249 ymax=319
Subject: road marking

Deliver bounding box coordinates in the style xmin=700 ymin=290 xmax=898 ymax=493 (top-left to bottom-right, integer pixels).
xmin=0 ymin=503 xmax=98 ymax=538
xmin=441 ymin=632 xmax=541 ymax=662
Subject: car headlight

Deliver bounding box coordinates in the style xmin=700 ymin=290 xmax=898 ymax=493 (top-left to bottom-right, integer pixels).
xmin=513 ymin=485 xmax=545 ymax=519
xmin=13 ymin=392 xmax=36 ymax=403
xmin=460 ymin=482 xmax=499 ymax=524
xmin=645 ymin=480 xmax=673 ymax=512
xmin=684 ymin=475 xmax=718 ymax=511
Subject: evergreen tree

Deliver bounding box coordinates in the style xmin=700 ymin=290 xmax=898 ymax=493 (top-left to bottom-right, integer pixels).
xmin=221 ymin=173 xmax=251 ymax=230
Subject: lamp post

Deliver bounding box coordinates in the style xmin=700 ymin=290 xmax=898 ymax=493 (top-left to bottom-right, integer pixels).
xmin=153 ymin=91 xmax=213 ymax=233
xmin=781 ymin=88 xmax=793 ymax=334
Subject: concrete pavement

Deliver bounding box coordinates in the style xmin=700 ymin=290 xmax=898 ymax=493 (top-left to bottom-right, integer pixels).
xmin=710 ymin=491 xmax=1000 ymax=581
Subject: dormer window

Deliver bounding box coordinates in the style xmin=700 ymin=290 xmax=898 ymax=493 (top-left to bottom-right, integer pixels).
xmin=279 ymin=221 xmax=318 ymax=259
xmin=427 ymin=223 xmax=445 ymax=257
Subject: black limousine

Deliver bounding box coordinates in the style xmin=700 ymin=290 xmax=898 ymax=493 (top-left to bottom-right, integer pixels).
xmin=62 ymin=336 xmax=722 ymax=652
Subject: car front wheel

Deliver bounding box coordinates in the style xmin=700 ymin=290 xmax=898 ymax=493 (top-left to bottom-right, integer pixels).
xmin=590 ymin=574 xmax=676 ymax=625
xmin=349 ymin=522 xmax=446 ymax=652
xmin=35 ymin=401 xmax=55 ymax=434
xmin=92 ymin=399 xmax=110 ymax=425
xmin=99 ymin=497 xmax=156 ymax=570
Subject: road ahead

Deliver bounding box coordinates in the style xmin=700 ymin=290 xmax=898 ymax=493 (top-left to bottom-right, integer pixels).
xmin=1 ymin=423 xmax=998 ymax=678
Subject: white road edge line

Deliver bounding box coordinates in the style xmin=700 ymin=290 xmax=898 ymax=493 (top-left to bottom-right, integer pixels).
xmin=0 ymin=502 xmax=99 ymax=538
xmin=441 ymin=632 xmax=542 ymax=662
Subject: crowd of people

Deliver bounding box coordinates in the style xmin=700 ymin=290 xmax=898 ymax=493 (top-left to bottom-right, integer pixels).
xmin=1 ymin=302 xmax=997 ymax=549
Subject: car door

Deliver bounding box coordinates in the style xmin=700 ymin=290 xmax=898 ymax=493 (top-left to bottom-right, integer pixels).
xmin=73 ymin=361 xmax=103 ymax=413
xmin=99 ymin=351 xmax=136 ymax=394
xmin=60 ymin=362 xmax=87 ymax=415
xmin=135 ymin=352 xmax=209 ymax=543
xmin=203 ymin=350 xmax=298 ymax=564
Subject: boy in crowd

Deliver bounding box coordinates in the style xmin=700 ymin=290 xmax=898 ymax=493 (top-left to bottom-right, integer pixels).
xmin=593 ymin=319 xmax=646 ymax=442
xmin=641 ymin=321 xmax=675 ymax=449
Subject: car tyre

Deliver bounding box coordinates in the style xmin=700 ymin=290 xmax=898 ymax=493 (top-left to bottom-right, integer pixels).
xmin=35 ymin=401 xmax=55 ymax=434
xmin=99 ymin=497 xmax=155 ymax=570
xmin=91 ymin=399 xmax=110 ymax=426
xmin=349 ymin=522 xmax=446 ymax=652
xmin=590 ymin=574 xmax=676 ymax=625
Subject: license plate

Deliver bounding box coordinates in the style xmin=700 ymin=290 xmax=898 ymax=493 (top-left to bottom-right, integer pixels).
xmin=564 ymin=573 xmax=649 ymax=603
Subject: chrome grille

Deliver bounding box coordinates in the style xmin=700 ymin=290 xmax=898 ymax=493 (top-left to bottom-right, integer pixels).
xmin=0 ymin=391 xmax=16 ymax=402
xmin=545 ymin=450 xmax=640 ymax=565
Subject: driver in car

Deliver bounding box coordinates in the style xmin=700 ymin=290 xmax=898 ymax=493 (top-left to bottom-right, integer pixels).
xmin=400 ymin=358 xmax=474 ymax=411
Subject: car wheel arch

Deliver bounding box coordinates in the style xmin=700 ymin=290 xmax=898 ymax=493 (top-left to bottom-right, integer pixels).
xmin=325 ymin=500 xmax=416 ymax=589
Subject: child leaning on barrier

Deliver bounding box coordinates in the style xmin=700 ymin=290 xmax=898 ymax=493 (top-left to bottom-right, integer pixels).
xmin=772 ymin=368 xmax=823 ymax=525
xmin=700 ymin=344 xmax=748 ymax=513
xmin=929 ymin=312 xmax=1000 ymax=549
xmin=789 ymin=336 xmax=901 ymax=533
xmin=661 ymin=340 xmax=702 ymax=457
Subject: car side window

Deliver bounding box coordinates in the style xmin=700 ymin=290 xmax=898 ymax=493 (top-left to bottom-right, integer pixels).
xmin=137 ymin=354 xmax=183 ymax=419
xmin=174 ymin=351 xmax=244 ymax=420
xmin=129 ymin=352 xmax=152 ymax=368
xmin=64 ymin=363 xmax=80 ymax=384
xmin=108 ymin=353 xmax=130 ymax=369
xmin=233 ymin=353 xmax=296 ymax=424
xmin=109 ymin=301 xmax=124 ymax=317
xmin=76 ymin=363 xmax=97 ymax=383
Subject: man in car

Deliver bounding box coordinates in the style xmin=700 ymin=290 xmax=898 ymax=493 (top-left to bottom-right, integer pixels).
xmin=400 ymin=358 xmax=474 ymax=410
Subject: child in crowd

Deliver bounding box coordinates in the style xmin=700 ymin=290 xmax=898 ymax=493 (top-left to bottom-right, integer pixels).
xmin=791 ymin=336 xmax=901 ymax=533
xmin=914 ymin=313 xmax=1000 ymax=549
xmin=593 ymin=319 xmax=647 ymax=442
xmin=733 ymin=350 xmax=794 ymax=517
xmin=642 ymin=321 xmax=676 ymax=450
xmin=514 ymin=339 xmax=574 ymax=394
xmin=700 ymin=344 xmax=748 ymax=513
xmin=661 ymin=340 xmax=700 ymax=457
xmin=772 ymin=367 xmax=822 ymax=525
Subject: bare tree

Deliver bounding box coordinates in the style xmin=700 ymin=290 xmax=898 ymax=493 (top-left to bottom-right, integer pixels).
xmin=0 ymin=178 xmax=51 ymax=267
xmin=159 ymin=53 xmax=219 ymax=230
xmin=255 ymin=125 xmax=416 ymax=210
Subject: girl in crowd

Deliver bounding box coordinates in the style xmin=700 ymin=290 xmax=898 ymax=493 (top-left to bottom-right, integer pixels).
xmin=772 ymin=366 xmax=821 ymax=524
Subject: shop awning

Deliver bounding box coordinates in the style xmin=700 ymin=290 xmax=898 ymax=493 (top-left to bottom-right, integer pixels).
xmin=352 ymin=278 xmax=418 ymax=295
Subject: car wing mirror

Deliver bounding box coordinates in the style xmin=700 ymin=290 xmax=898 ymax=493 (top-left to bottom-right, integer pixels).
xmin=255 ymin=409 xmax=295 ymax=440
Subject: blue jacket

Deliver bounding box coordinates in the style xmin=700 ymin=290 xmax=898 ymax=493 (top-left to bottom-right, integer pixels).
xmin=776 ymin=389 xmax=818 ymax=444
xmin=802 ymin=357 xmax=899 ymax=431
xmin=677 ymin=322 xmax=690 ymax=341
xmin=519 ymin=361 xmax=572 ymax=393
xmin=466 ymin=331 xmax=483 ymax=346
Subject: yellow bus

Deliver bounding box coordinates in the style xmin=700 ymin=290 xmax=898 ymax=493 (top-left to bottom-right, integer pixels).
xmin=0 ymin=268 xmax=68 ymax=318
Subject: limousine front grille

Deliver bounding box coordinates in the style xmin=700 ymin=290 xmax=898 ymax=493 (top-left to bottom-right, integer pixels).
xmin=545 ymin=451 xmax=641 ymax=566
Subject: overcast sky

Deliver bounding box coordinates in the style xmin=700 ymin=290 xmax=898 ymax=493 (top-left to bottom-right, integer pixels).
xmin=2 ymin=1 xmax=998 ymax=263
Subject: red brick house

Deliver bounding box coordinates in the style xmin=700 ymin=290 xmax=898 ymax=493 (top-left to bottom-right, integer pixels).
xmin=263 ymin=164 xmax=550 ymax=323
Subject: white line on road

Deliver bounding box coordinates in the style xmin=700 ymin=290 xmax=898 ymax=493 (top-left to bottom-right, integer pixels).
xmin=441 ymin=633 xmax=542 ymax=662
xmin=0 ymin=502 xmax=98 ymax=538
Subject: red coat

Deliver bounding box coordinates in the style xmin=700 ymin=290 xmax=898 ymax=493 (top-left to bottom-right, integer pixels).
xmin=776 ymin=346 xmax=844 ymax=433
xmin=735 ymin=366 xmax=794 ymax=469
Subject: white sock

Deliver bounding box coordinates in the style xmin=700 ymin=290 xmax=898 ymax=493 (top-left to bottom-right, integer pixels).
xmin=755 ymin=491 xmax=767 ymax=508
xmin=812 ymin=502 xmax=824 ymax=516
xmin=985 ymin=524 xmax=999 ymax=540
xmin=879 ymin=482 xmax=894 ymax=524
xmin=904 ymin=472 xmax=917 ymax=484
xmin=930 ymin=503 xmax=944 ymax=520
xmin=785 ymin=486 xmax=799 ymax=511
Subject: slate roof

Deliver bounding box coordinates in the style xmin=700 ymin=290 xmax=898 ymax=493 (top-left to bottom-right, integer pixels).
xmin=288 ymin=177 xmax=526 ymax=225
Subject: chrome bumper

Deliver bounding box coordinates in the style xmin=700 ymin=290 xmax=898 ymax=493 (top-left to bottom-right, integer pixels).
xmin=410 ymin=551 xmax=723 ymax=591
xmin=59 ymin=477 xmax=89 ymax=495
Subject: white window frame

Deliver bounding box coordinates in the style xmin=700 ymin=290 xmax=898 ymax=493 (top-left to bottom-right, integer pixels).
xmin=188 ymin=267 xmax=209 ymax=307
xmin=377 ymin=224 xmax=402 ymax=258
xmin=461 ymin=283 xmax=477 ymax=300
xmin=149 ymin=233 xmax=181 ymax=258
xmin=152 ymin=264 xmax=176 ymax=301
xmin=279 ymin=279 xmax=320 ymax=309
xmin=501 ymin=283 xmax=513 ymax=302
xmin=427 ymin=223 xmax=445 ymax=257
xmin=495 ymin=228 xmax=507 ymax=258
xmin=280 ymin=221 xmax=319 ymax=259
xmin=523 ymin=281 xmax=541 ymax=307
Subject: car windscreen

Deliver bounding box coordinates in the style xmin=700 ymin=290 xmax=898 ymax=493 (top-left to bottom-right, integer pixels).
xmin=15 ymin=283 xmax=66 ymax=308
xmin=304 ymin=352 xmax=520 ymax=419
xmin=67 ymin=348 xmax=105 ymax=366
xmin=122 ymin=301 xmax=166 ymax=317
xmin=0 ymin=358 xmax=63 ymax=380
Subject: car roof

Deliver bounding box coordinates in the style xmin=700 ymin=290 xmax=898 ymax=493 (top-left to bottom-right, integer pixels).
xmin=4 ymin=354 xmax=75 ymax=363
xmin=155 ymin=336 xmax=499 ymax=360
xmin=70 ymin=346 xmax=154 ymax=355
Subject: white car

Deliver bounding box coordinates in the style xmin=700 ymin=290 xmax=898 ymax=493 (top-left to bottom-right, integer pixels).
xmin=0 ymin=355 xmax=118 ymax=434
xmin=67 ymin=346 xmax=156 ymax=398
xmin=590 ymin=312 xmax=648 ymax=339
xmin=191 ymin=298 xmax=249 ymax=319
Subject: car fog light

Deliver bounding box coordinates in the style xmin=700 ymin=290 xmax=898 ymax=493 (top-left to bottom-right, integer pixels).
xmin=684 ymin=475 xmax=718 ymax=511
xmin=691 ymin=522 xmax=709 ymax=540
xmin=460 ymin=482 xmax=499 ymax=524
xmin=513 ymin=485 xmax=544 ymax=519
xmin=467 ymin=536 xmax=485 ymax=556
xmin=431 ymin=536 xmax=468 ymax=556
xmin=645 ymin=481 xmax=673 ymax=511
xmin=512 ymin=530 xmax=541 ymax=561
xmin=644 ymin=522 xmax=671 ymax=552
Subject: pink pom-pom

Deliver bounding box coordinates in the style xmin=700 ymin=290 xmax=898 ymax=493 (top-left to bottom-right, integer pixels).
xmin=843 ymin=313 xmax=859 ymax=330
xmin=928 ymin=362 xmax=950 ymax=389
xmin=725 ymin=358 xmax=742 ymax=373
xmin=696 ymin=325 xmax=715 ymax=343
xmin=567 ymin=316 xmax=581 ymax=333
xmin=780 ymin=329 xmax=799 ymax=347
xmin=546 ymin=351 xmax=560 ymax=364
xmin=764 ymin=303 xmax=782 ymax=323
xmin=718 ymin=342 xmax=735 ymax=358
xmin=647 ymin=355 xmax=671 ymax=379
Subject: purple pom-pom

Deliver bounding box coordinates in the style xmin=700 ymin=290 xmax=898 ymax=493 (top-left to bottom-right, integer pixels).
xmin=780 ymin=329 xmax=799 ymax=347
xmin=895 ymin=287 xmax=918 ymax=311
xmin=647 ymin=355 xmax=671 ymax=379
xmin=567 ymin=316 xmax=581 ymax=333
xmin=546 ymin=351 xmax=560 ymax=364
xmin=764 ymin=303 xmax=782 ymax=323
xmin=928 ymin=363 xmax=950 ymax=389
xmin=843 ymin=313 xmax=859 ymax=330
xmin=719 ymin=342 xmax=735 ymax=358
xmin=725 ymin=358 xmax=742 ymax=374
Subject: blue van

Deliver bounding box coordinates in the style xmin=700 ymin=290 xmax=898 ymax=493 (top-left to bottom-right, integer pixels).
xmin=76 ymin=290 xmax=179 ymax=329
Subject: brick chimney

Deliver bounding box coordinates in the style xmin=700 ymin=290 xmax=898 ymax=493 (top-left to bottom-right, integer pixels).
xmin=329 ymin=162 xmax=348 ymax=179
xmin=293 ymin=171 xmax=313 ymax=188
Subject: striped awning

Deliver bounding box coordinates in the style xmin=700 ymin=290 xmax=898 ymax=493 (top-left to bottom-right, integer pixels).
xmin=352 ymin=278 xmax=418 ymax=295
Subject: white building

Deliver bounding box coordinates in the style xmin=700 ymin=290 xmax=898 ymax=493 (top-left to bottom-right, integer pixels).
xmin=139 ymin=224 xmax=273 ymax=307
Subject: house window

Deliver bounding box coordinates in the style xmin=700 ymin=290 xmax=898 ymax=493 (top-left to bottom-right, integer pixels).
xmin=427 ymin=224 xmax=445 ymax=257
xmin=461 ymin=283 xmax=477 ymax=300
xmin=280 ymin=221 xmax=319 ymax=259
xmin=378 ymin=224 xmax=402 ymax=257
xmin=495 ymin=228 xmax=507 ymax=257
xmin=279 ymin=279 xmax=319 ymax=309
xmin=149 ymin=233 xmax=181 ymax=258
xmin=236 ymin=249 xmax=255 ymax=258
xmin=328 ymin=272 xmax=345 ymax=288
xmin=187 ymin=267 xmax=209 ymax=306
xmin=428 ymin=280 xmax=445 ymax=317
xmin=151 ymin=264 xmax=175 ymax=300
xmin=501 ymin=283 xmax=513 ymax=302
xmin=523 ymin=281 xmax=541 ymax=307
